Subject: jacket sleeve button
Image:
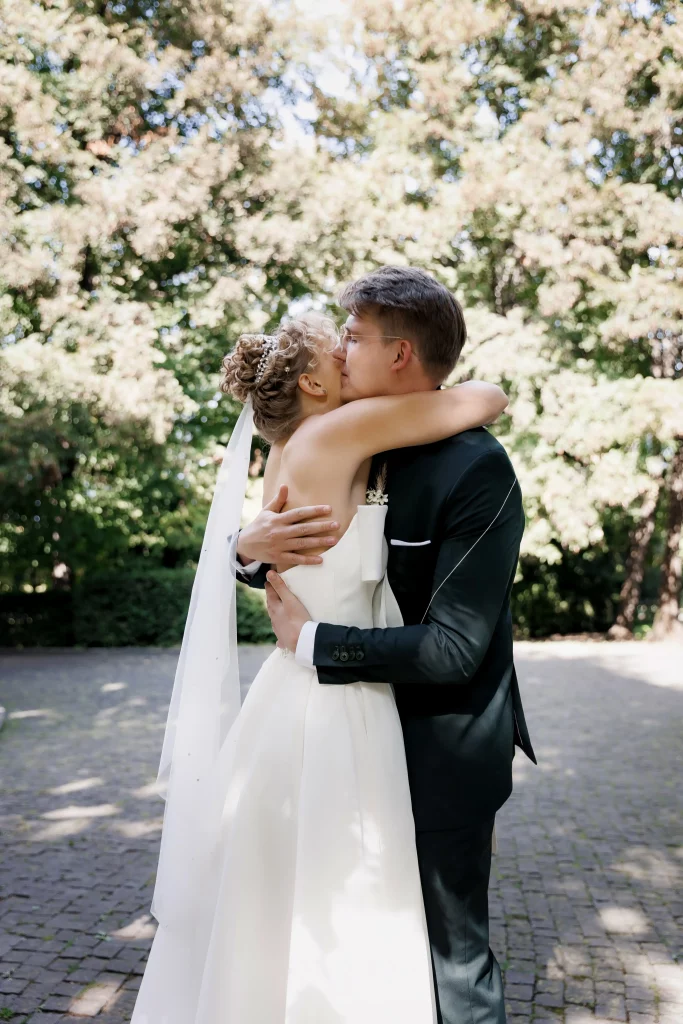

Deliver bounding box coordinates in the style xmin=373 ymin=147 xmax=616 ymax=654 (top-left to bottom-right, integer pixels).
xmin=332 ymin=647 xmax=340 ymax=661
xmin=356 ymin=650 xmax=365 ymax=661
xmin=339 ymin=650 xmax=349 ymax=662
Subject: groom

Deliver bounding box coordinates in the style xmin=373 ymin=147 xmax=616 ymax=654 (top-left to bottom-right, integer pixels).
xmin=235 ymin=266 xmax=536 ymax=1024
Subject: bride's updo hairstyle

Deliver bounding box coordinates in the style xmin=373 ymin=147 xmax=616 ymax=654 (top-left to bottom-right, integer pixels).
xmin=220 ymin=311 xmax=338 ymax=443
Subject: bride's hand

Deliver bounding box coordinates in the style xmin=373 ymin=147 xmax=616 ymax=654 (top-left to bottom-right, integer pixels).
xmin=236 ymin=485 xmax=339 ymax=569
xmin=265 ymin=571 xmax=311 ymax=652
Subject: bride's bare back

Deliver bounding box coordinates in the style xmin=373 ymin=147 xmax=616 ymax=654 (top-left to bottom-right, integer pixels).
xmin=262 ymin=431 xmax=371 ymax=572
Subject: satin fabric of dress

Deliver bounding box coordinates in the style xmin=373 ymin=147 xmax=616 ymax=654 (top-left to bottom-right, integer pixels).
xmin=131 ymin=508 xmax=436 ymax=1024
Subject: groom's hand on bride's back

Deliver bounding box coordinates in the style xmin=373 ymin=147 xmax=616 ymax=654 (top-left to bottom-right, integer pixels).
xmin=236 ymin=484 xmax=340 ymax=570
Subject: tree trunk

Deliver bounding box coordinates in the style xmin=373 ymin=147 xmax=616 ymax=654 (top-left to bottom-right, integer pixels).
xmin=652 ymin=440 xmax=683 ymax=641
xmin=608 ymin=488 xmax=659 ymax=639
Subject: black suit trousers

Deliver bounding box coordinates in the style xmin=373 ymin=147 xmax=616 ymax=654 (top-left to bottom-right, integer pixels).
xmin=416 ymin=819 xmax=506 ymax=1024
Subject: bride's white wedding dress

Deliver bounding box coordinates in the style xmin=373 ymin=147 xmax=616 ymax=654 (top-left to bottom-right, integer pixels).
xmin=131 ymin=506 xmax=436 ymax=1024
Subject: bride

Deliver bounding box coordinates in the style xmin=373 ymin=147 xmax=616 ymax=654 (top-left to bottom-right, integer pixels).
xmin=131 ymin=311 xmax=508 ymax=1024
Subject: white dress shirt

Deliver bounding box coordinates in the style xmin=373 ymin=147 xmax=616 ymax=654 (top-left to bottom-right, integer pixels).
xmin=228 ymin=532 xmax=261 ymax=579
xmin=294 ymin=620 xmax=319 ymax=668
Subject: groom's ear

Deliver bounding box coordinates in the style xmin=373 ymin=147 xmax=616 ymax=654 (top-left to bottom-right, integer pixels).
xmin=391 ymin=339 xmax=413 ymax=373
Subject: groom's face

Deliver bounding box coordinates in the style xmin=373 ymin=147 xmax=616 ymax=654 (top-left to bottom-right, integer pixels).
xmin=337 ymin=313 xmax=401 ymax=402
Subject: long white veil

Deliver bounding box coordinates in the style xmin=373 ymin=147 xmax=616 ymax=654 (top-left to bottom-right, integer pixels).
xmin=150 ymin=397 xmax=254 ymax=928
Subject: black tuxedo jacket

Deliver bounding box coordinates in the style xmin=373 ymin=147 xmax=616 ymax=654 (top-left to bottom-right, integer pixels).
xmin=239 ymin=427 xmax=537 ymax=831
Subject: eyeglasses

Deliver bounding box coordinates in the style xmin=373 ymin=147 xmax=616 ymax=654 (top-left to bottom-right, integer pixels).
xmin=340 ymin=325 xmax=405 ymax=344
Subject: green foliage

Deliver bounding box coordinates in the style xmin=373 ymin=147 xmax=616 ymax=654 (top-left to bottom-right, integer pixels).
xmin=0 ymin=591 xmax=75 ymax=647
xmin=0 ymin=573 xmax=273 ymax=647
xmin=512 ymin=554 xmax=621 ymax=640
xmin=235 ymin=583 xmax=278 ymax=646
xmin=0 ymin=2 xmax=316 ymax=594
xmin=2 ymin=0 xmax=682 ymax=639
xmin=74 ymin=569 xmax=195 ymax=647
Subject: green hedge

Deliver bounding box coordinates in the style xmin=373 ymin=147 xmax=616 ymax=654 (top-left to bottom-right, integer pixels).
xmin=512 ymin=553 xmax=619 ymax=638
xmin=0 ymin=590 xmax=76 ymax=647
xmin=0 ymin=569 xmax=274 ymax=647
xmin=0 ymin=554 xmax=654 ymax=648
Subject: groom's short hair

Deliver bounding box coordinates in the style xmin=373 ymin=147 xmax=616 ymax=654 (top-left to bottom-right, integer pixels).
xmin=338 ymin=266 xmax=467 ymax=382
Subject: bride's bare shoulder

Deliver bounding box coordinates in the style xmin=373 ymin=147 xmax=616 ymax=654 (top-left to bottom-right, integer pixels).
xmin=278 ymin=418 xmax=357 ymax=495
xmin=281 ymin=414 xmax=350 ymax=466
xmin=268 ymin=418 xmax=360 ymax=511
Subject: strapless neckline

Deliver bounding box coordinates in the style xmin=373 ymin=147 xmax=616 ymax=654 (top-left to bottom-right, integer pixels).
xmin=279 ymin=511 xmax=359 ymax=580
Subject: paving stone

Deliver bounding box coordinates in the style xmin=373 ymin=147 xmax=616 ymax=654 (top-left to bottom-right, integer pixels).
xmin=508 ymin=983 xmax=534 ymax=1001
xmin=0 ymin=976 xmax=28 ymax=994
xmin=52 ymin=981 xmax=85 ymax=998
xmin=1 ymin=642 xmax=682 ymax=1022
xmin=68 ymin=978 xmax=123 ymax=1017
xmin=40 ymin=994 xmax=77 ymax=1012
xmin=594 ymin=995 xmax=627 ymax=1020
xmin=507 ymin=998 xmax=534 ymax=1014
xmin=535 ymin=991 xmax=565 ymax=1008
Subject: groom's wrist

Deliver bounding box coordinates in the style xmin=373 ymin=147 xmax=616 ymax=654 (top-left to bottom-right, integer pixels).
xmin=236 ymin=528 xmax=259 ymax=567
xmin=229 ymin=532 xmax=262 ymax=576
xmin=294 ymin=621 xmax=318 ymax=668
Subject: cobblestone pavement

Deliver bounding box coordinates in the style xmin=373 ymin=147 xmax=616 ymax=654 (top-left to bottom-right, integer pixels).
xmin=1 ymin=642 xmax=681 ymax=1023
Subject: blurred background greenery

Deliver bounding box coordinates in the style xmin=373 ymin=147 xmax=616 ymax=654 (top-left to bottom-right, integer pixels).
xmin=1 ymin=0 xmax=681 ymax=646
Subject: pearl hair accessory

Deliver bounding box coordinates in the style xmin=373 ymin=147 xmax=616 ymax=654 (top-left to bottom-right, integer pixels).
xmin=254 ymin=334 xmax=279 ymax=384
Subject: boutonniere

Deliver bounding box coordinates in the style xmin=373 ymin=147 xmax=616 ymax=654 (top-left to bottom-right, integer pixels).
xmin=366 ymin=487 xmax=388 ymax=506
xmin=366 ymin=461 xmax=388 ymax=506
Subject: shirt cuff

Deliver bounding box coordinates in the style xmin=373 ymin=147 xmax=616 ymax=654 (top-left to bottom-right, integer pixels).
xmin=228 ymin=532 xmax=262 ymax=577
xmin=295 ymin=620 xmax=319 ymax=668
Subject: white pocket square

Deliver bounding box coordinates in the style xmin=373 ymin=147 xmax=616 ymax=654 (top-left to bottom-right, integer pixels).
xmin=390 ymin=538 xmax=432 ymax=547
